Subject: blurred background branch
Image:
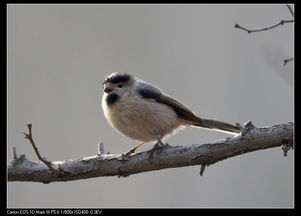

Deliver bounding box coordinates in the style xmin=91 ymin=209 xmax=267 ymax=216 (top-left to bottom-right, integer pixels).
xmin=235 ymin=4 xmax=294 ymax=66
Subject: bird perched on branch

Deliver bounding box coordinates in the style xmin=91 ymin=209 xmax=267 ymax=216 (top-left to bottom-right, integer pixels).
xmin=102 ymin=72 xmax=240 ymax=157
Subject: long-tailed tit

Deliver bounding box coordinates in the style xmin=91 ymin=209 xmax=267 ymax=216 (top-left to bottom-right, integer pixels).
xmin=102 ymin=72 xmax=240 ymax=157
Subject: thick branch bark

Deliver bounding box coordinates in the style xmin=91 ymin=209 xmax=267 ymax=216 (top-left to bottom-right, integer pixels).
xmin=8 ymin=122 xmax=293 ymax=183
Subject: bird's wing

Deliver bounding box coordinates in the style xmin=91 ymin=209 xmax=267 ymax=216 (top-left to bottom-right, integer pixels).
xmin=157 ymin=94 xmax=199 ymax=122
xmin=158 ymin=94 xmax=240 ymax=133
xmin=136 ymin=80 xmax=240 ymax=133
xmin=136 ymin=80 xmax=162 ymax=100
xmin=136 ymin=81 xmax=198 ymax=122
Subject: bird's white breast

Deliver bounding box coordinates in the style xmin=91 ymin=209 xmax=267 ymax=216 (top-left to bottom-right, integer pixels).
xmin=102 ymin=92 xmax=184 ymax=142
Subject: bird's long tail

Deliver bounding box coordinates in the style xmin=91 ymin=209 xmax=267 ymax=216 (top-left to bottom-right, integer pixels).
xmin=191 ymin=117 xmax=241 ymax=134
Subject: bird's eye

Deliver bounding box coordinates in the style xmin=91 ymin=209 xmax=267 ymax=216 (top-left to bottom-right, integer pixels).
xmin=118 ymin=84 xmax=123 ymax=88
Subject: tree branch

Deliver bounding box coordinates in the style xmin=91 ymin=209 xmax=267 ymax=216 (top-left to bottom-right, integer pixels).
xmin=23 ymin=123 xmax=60 ymax=175
xmin=283 ymin=57 xmax=294 ymax=66
xmin=286 ymin=4 xmax=294 ymax=18
xmin=234 ymin=5 xmax=294 ymax=66
xmin=8 ymin=122 xmax=293 ymax=183
xmin=234 ymin=19 xmax=293 ymax=34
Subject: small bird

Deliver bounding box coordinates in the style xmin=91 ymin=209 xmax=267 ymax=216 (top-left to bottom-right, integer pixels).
xmin=102 ymin=72 xmax=240 ymax=157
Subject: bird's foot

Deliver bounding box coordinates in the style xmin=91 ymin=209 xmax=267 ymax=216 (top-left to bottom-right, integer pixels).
xmin=156 ymin=138 xmax=170 ymax=147
xmin=120 ymin=142 xmax=145 ymax=160
xmin=148 ymin=140 xmax=169 ymax=160
xmin=121 ymin=149 xmax=135 ymax=159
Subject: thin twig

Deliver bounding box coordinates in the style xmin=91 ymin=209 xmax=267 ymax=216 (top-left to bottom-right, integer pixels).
xmin=200 ymin=164 xmax=206 ymax=176
xmin=282 ymin=139 xmax=293 ymax=157
xmin=98 ymin=142 xmax=104 ymax=155
xmin=283 ymin=57 xmax=294 ymax=66
xmin=12 ymin=147 xmax=18 ymax=160
xmin=286 ymin=4 xmax=294 ymax=17
xmin=234 ymin=19 xmax=293 ymax=34
xmin=24 ymin=123 xmax=60 ymax=174
xmin=235 ymin=5 xmax=294 ymax=66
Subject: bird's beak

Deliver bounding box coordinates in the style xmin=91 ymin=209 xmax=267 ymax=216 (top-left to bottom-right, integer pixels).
xmin=104 ymin=87 xmax=113 ymax=93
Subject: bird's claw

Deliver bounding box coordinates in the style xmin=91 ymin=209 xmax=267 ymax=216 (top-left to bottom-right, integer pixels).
xmin=148 ymin=141 xmax=169 ymax=160
xmin=120 ymin=149 xmax=135 ymax=160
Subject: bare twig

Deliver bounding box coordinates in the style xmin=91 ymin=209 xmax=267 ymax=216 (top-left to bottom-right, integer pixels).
xmin=235 ymin=5 xmax=294 ymax=66
xmin=283 ymin=57 xmax=294 ymax=66
xmin=282 ymin=138 xmax=293 ymax=156
xmin=286 ymin=4 xmax=294 ymax=17
xmin=98 ymin=142 xmax=104 ymax=155
xmin=234 ymin=19 xmax=293 ymax=34
xmin=200 ymin=164 xmax=206 ymax=176
xmin=12 ymin=147 xmax=18 ymax=160
xmin=9 ymin=122 xmax=293 ymax=183
xmin=24 ymin=123 xmax=60 ymax=174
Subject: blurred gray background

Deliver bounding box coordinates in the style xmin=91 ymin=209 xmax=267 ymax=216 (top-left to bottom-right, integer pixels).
xmin=7 ymin=4 xmax=294 ymax=208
